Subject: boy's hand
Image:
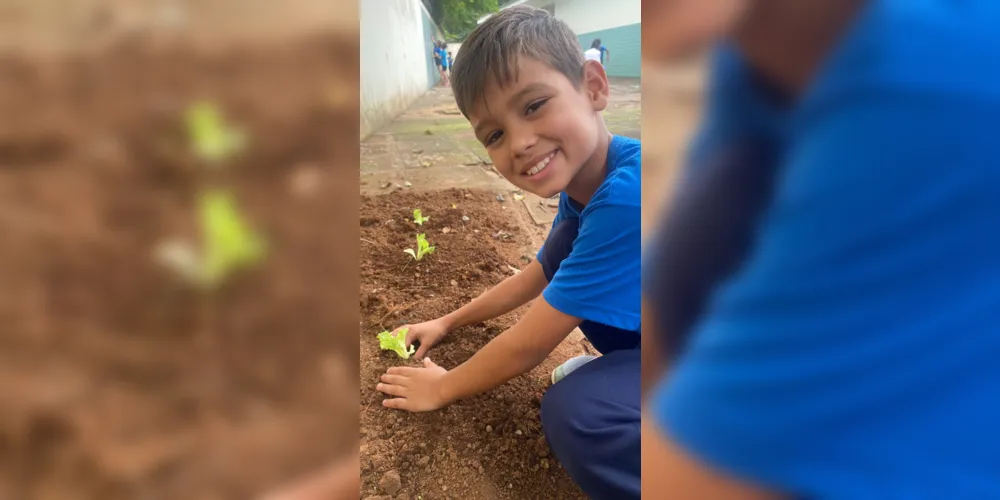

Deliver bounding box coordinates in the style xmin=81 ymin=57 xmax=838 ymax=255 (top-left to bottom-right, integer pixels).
xmin=401 ymin=318 xmax=450 ymax=359
xmin=377 ymin=358 xmax=449 ymax=412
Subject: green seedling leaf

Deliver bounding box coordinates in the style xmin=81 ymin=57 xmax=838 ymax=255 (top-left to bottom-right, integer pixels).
xmin=200 ymin=189 xmax=267 ymax=287
xmin=378 ymin=328 xmax=415 ymax=359
xmin=185 ymin=100 xmax=246 ymax=164
xmin=413 ymin=209 xmax=430 ymax=225
xmin=404 ymin=233 xmax=435 ymax=261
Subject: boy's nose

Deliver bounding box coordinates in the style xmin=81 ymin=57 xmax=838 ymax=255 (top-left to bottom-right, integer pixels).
xmin=510 ymin=128 xmax=539 ymax=157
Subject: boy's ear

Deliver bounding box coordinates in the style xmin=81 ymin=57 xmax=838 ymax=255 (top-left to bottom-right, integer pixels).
xmin=581 ymin=60 xmax=611 ymax=112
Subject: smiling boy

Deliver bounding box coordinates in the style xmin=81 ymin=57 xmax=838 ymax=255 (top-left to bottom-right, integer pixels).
xmin=374 ymin=5 xmax=641 ymax=498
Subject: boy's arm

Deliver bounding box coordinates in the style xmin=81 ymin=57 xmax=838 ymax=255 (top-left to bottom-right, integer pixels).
xmin=441 ymin=295 xmax=580 ymax=403
xmin=378 ymin=295 xmax=578 ymax=412
xmin=439 ymin=259 xmax=548 ymax=332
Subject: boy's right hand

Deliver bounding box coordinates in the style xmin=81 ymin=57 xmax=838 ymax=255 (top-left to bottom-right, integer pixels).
xmin=401 ymin=318 xmax=450 ymax=359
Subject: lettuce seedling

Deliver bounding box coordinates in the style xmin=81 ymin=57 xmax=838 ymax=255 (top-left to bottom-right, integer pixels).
xmin=412 ymin=209 xmax=430 ymax=225
xmin=200 ymin=189 xmax=267 ymax=286
xmin=404 ymin=233 xmax=435 ymax=261
xmin=185 ymin=100 xmax=246 ymax=164
xmin=154 ymin=189 xmax=267 ymax=289
xmin=378 ymin=328 xmax=415 ymax=359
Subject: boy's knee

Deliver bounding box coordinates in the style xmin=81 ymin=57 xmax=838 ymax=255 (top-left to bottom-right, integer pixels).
xmin=540 ymin=354 xmax=641 ymax=498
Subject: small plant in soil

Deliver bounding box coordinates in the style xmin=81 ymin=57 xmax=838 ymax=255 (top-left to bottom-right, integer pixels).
xmin=404 ymin=233 xmax=435 ymax=261
xmin=378 ymin=328 xmax=415 ymax=359
xmin=185 ymin=100 xmax=246 ymax=165
xmin=412 ymin=208 xmax=430 ymax=225
xmin=156 ymin=189 xmax=267 ymax=289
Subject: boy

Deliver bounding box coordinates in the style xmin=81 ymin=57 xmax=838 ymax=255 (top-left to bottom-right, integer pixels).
xmin=642 ymin=0 xmax=1000 ymax=498
xmin=375 ymin=5 xmax=641 ymax=498
xmin=447 ymin=50 xmax=454 ymax=73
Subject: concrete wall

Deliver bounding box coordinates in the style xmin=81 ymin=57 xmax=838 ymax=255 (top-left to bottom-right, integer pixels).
xmin=555 ymin=0 xmax=640 ymax=78
xmin=361 ymin=0 xmax=444 ymax=139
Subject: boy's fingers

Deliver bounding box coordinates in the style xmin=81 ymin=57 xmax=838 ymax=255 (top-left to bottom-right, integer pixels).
xmin=386 ymin=366 xmax=419 ymax=376
xmin=414 ymin=344 xmax=430 ymax=359
xmin=376 ymin=383 xmax=406 ymax=397
xmin=382 ymin=397 xmax=411 ymax=411
xmin=401 ymin=326 xmax=415 ymax=346
xmin=423 ymin=357 xmax=438 ymax=368
xmin=379 ymin=374 xmax=408 ymax=386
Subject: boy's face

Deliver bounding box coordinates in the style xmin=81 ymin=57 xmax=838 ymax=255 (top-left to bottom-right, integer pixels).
xmin=468 ymin=57 xmax=609 ymax=198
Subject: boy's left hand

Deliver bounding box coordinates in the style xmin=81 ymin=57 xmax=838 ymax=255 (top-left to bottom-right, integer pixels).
xmin=377 ymin=358 xmax=449 ymax=412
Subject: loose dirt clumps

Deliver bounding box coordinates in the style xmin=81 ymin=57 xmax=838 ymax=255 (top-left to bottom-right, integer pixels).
xmin=359 ymin=189 xmax=587 ymax=499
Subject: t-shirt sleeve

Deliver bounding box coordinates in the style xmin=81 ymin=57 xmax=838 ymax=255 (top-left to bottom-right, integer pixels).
xmin=649 ymin=92 xmax=1000 ymax=492
xmin=542 ymin=200 xmax=641 ymax=330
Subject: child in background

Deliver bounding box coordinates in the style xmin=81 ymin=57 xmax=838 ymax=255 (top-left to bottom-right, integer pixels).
xmin=438 ymin=41 xmax=450 ymax=86
xmin=376 ymin=5 xmax=641 ymax=499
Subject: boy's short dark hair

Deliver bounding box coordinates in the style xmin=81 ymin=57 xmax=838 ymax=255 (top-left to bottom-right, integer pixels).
xmin=451 ymin=5 xmax=585 ymax=119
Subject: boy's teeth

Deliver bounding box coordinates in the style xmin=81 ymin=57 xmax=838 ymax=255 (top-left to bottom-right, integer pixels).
xmin=527 ymin=152 xmax=554 ymax=176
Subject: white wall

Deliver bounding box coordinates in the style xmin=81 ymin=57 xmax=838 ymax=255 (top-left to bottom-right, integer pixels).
xmin=553 ymin=0 xmax=639 ymax=34
xmin=361 ymin=0 xmax=442 ymax=139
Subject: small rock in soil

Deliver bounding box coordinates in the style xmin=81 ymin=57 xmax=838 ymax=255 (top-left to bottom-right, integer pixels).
xmin=485 ymin=425 xmax=492 ymax=433
xmin=418 ymin=456 xmax=430 ymax=466
xmin=380 ymin=470 xmax=402 ymax=495
xmin=496 ymin=194 xmax=505 ymax=202
xmin=535 ymin=437 xmax=550 ymax=457
xmin=404 ymin=181 xmax=412 ymax=187
xmin=515 ymin=429 xmax=523 ymax=436
xmin=450 ymin=280 xmax=458 ymax=287
xmin=462 ymin=215 xmax=470 ymax=222
xmin=442 ymin=227 xmax=450 ymax=233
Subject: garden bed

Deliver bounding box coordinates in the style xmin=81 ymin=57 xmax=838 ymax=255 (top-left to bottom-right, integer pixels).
xmin=359 ymin=188 xmax=587 ymax=499
xmin=0 ymin=34 xmax=358 ymax=499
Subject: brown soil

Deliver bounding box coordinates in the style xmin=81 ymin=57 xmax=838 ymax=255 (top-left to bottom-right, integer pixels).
xmin=359 ymin=189 xmax=588 ymax=500
xmin=0 ymin=34 xmax=359 ymax=499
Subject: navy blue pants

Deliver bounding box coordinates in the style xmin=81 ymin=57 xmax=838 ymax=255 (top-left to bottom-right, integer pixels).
xmin=537 ymin=218 xmax=641 ymax=499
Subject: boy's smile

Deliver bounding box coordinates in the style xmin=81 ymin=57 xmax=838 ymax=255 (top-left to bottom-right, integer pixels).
xmin=469 ymin=57 xmax=611 ymax=201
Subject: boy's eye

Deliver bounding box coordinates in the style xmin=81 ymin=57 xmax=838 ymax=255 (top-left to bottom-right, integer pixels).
xmin=485 ymin=131 xmax=502 ymax=146
xmin=525 ymin=98 xmax=549 ymax=115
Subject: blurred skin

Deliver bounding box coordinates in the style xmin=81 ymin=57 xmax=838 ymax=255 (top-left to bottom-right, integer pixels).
xmin=642 ymin=0 xmax=865 ymax=498
xmin=258 ymin=453 xmax=359 ymax=500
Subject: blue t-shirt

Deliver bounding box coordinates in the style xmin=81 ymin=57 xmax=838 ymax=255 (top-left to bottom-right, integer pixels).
xmin=538 ymin=135 xmax=641 ymax=332
xmin=647 ymin=0 xmax=1000 ymax=498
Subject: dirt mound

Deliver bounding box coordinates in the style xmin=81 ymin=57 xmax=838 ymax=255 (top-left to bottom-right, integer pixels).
xmin=359 ymin=189 xmax=586 ymax=499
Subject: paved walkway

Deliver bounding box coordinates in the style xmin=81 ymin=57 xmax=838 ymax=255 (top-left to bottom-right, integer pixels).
xmin=360 ymin=78 xmax=641 ymax=228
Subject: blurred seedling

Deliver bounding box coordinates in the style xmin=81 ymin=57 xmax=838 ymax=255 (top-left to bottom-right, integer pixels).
xmin=156 ymin=189 xmax=267 ymax=289
xmin=185 ymin=100 xmax=246 ymax=165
